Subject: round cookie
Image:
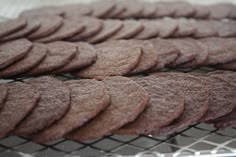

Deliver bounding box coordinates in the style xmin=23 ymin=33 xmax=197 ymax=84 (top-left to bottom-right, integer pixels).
xmin=200 ymin=37 xmax=236 ymax=65
xmin=0 ymin=19 xmax=40 ymax=41
xmin=156 ymin=18 xmax=178 ymax=38
xmin=14 ymin=76 xmax=71 ymax=136
xmin=105 ymin=1 xmax=125 ymax=18
xmin=117 ymin=76 xmax=184 ymax=135
xmin=35 ymin=19 xmax=85 ymax=43
xmin=67 ymin=76 xmax=149 ymax=141
xmin=173 ymin=19 xmax=196 ymax=37
xmin=151 ymin=73 xmax=208 ymax=136
xmin=116 ymin=1 xmax=143 ymax=18
xmin=140 ymin=2 xmax=157 ymax=18
xmin=75 ymin=41 xmax=142 ymax=79
xmin=127 ymin=40 xmax=159 ymax=74
xmin=179 ymin=38 xmax=209 ymax=68
xmin=0 ymin=82 xmax=40 ymax=138
xmin=193 ymin=20 xmax=218 ymax=38
xmin=0 ymin=18 xmax=26 ymax=38
xmin=25 ymin=41 xmax=76 ymax=76
xmin=19 ymin=6 xmax=65 ymax=18
xmin=108 ymin=20 xmax=144 ymax=40
xmin=85 ymin=20 xmax=123 ymax=44
xmin=191 ymin=74 xmax=236 ymax=122
xmin=134 ymin=20 xmax=159 ymax=39
xmin=214 ymin=20 xmax=236 ymax=37
xmin=209 ymin=70 xmax=236 ymax=89
xmin=99 ymin=40 xmax=158 ymax=75
xmin=0 ymin=84 xmax=8 ymax=110
xmin=27 ymin=16 xmax=63 ymax=40
xmin=61 ymin=4 xmax=92 ymax=18
xmin=214 ymin=108 xmax=236 ymax=129
xmin=149 ymin=39 xmax=180 ymax=71
xmin=168 ymin=39 xmax=197 ymax=67
xmin=67 ymin=17 xmax=103 ymax=41
xmin=91 ymin=1 xmax=115 ymax=18
xmin=208 ymin=4 xmax=231 ymax=19
xmin=172 ymin=2 xmax=196 ymax=17
xmin=32 ymin=79 xmax=110 ymax=143
xmin=52 ymin=42 xmax=97 ymax=74
xmin=0 ymin=39 xmax=32 ymax=70
xmin=0 ymin=43 xmax=47 ymax=78
xmin=193 ymin=5 xmax=210 ymax=18
xmin=154 ymin=2 xmax=176 ymax=17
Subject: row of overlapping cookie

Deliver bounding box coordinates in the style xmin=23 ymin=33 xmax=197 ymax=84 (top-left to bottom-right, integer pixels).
xmin=0 ymin=38 xmax=235 ymax=79
xmin=20 ymin=0 xmax=236 ymax=20
xmin=0 ymin=71 xmax=235 ymax=143
xmin=1 ymin=16 xmax=236 ymax=43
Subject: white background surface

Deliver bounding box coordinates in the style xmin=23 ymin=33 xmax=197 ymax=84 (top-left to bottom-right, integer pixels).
xmin=0 ymin=0 xmax=236 ymax=18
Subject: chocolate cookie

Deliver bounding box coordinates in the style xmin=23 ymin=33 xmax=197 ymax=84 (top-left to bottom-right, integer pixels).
xmin=172 ymin=2 xmax=196 ymax=17
xmin=133 ymin=20 xmax=159 ymax=39
xmin=0 ymin=19 xmax=40 ymax=41
xmin=91 ymin=1 xmax=115 ymax=18
xmin=140 ymin=2 xmax=157 ymax=18
xmin=60 ymin=4 xmax=92 ymax=18
xmin=19 ymin=6 xmax=64 ymax=18
xmin=179 ymin=38 xmax=209 ymax=68
xmin=214 ymin=108 xmax=236 ymax=129
xmin=14 ymin=76 xmax=71 ymax=136
xmin=32 ymin=79 xmax=110 ymax=143
xmin=149 ymin=39 xmax=180 ymax=71
xmin=200 ymin=37 xmax=236 ymax=65
xmin=0 ymin=39 xmax=32 ymax=70
xmin=117 ymin=1 xmax=143 ymax=18
xmin=128 ymin=40 xmax=159 ymax=74
xmin=105 ymin=1 xmax=125 ymax=18
xmin=67 ymin=17 xmax=103 ymax=41
xmin=25 ymin=41 xmax=76 ymax=76
xmin=191 ymin=74 xmax=236 ymax=122
xmin=152 ymin=73 xmax=208 ymax=136
xmin=193 ymin=20 xmax=218 ymax=38
xmin=0 ymin=82 xmax=40 ymax=138
xmin=208 ymin=4 xmax=231 ymax=19
xmin=0 ymin=18 xmax=26 ymax=38
xmin=35 ymin=19 xmax=85 ymax=43
xmin=193 ymin=5 xmax=210 ymax=18
xmin=117 ymin=76 xmax=184 ymax=135
xmin=156 ymin=18 xmax=178 ymax=38
xmin=229 ymin=4 xmax=236 ymax=19
xmin=85 ymin=20 xmax=123 ymax=43
xmin=67 ymin=76 xmax=149 ymax=141
xmin=53 ymin=42 xmax=97 ymax=74
xmin=108 ymin=20 xmax=144 ymax=40
xmin=154 ymin=2 xmax=176 ymax=17
xmin=209 ymin=70 xmax=236 ymax=87
xmin=27 ymin=16 xmax=63 ymax=40
xmin=0 ymin=43 xmax=47 ymax=78
xmin=168 ymin=39 xmax=197 ymax=67
xmin=173 ymin=19 xmax=196 ymax=37
xmin=0 ymin=84 xmax=8 ymax=110
xmin=75 ymin=41 xmax=142 ymax=79
xmin=214 ymin=20 xmax=236 ymax=37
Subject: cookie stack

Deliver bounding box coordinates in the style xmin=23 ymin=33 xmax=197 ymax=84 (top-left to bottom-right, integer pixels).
xmin=0 ymin=71 xmax=235 ymax=143
xmin=0 ymin=37 xmax=235 ymax=79
xmin=0 ymin=0 xmax=236 ymax=143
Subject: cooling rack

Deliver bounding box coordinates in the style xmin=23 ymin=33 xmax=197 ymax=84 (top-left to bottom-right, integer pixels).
xmin=0 ymin=0 xmax=236 ymax=156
